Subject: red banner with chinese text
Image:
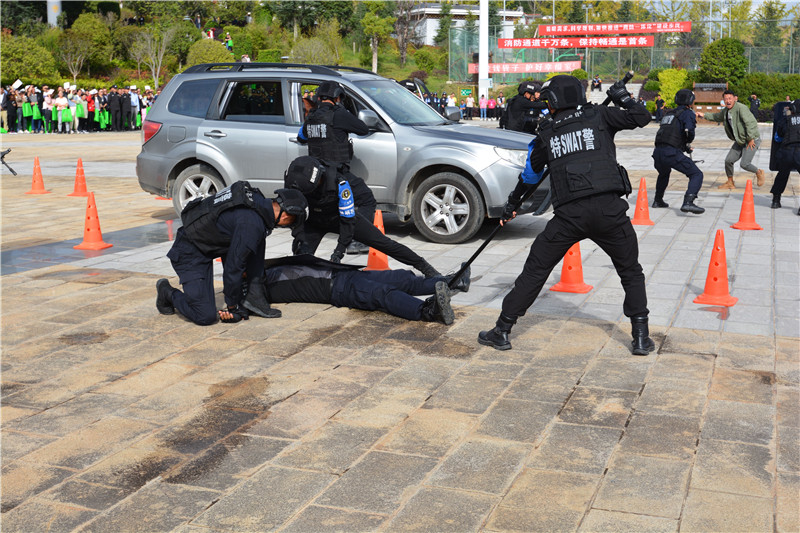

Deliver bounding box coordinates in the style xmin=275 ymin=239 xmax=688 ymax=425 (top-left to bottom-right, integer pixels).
xmin=537 ymin=21 xmax=691 ymax=35
xmin=468 ymin=61 xmax=582 ymax=74
xmin=498 ymin=36 xmax=654 ymax=49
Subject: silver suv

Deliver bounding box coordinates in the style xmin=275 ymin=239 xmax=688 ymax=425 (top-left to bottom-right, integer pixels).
xmin=137 ymin=63 xmax=550 ymax=243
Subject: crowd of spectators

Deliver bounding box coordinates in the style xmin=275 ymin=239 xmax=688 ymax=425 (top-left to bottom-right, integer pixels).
xmin=423 ymin=91 xmax=506 ymax=120
xmin=0 ymin=82 xmax=160 ymax=134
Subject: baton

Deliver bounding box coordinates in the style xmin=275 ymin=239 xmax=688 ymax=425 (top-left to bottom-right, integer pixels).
xmin=447 ymin=71 xmax=635 ymax=291
xmin=447 ymin=169 xmax=548 ymax=290
xmin=1 ymin=149 xmax=17 ymax=176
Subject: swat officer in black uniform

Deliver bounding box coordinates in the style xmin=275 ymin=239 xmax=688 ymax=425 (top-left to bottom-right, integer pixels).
xmin=500 ymin=81 xmax=548 ymax=133
xmin=156 ymin=182 xmax=307 ymax=325
xmin=651 ymin=89 xmax=705 ymax=214
xmin=478 ymin=74 xmax=655 ymax=356
xmin=284 ymin=156 xmax=442 ymax=277
xmin=771 ymin=99 xmax=800 ymax=211
xmin=107 ymin=86 xmax=121 ymax=131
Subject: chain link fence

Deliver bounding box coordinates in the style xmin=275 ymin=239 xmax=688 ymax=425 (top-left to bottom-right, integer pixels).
xmin=449 ymin=19 xmax=799 ymax=83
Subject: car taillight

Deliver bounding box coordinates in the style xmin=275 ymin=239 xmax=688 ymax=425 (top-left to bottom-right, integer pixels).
xmin=142 ymin=120 xmax=162 ymax=144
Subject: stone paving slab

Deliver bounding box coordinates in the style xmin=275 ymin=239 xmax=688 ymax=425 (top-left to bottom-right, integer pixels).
xmin=2 ymin=127 xmax=799 ymax=531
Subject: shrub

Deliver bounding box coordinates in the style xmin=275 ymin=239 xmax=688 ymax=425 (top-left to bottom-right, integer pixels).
xmin=643 ymin=79 xmax=660 ymax=92
xmin=185 ymin=39 xmax=234 ymax=68
xmin=570 ymin=68 xmax=588 ymax=79
xmin=657 ymin=69 xmax=689 ymax=109
xmin=409 ymin=70 xmax=428 ymax=82
xmin=647 ymin=68 xmax=663 ymax=81
xmin=257 ymin=49 xmax=282 ymax=62
xmin=414 ymin=47 xmax=437 ymax=73
xmin=698 ymin=37 xmax=747 ymax=84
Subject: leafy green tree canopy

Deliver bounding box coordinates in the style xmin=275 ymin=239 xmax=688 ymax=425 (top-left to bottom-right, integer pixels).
xmin=185 ymin=38 xmax=232 ymax=68
xmin=0 ymin=35 xmax=58 ymax=83
xmin=698 ymin=37 xmax=747 ymax=83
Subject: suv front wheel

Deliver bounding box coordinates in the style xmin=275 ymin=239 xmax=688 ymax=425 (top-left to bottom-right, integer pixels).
xmin=172 ymin=163 xmax=225 ymax=215
xmin=412 ymin=172 xmax=485 ymax=244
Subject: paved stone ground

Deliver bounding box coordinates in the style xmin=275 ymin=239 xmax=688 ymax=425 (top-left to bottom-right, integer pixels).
xmin=1 ymin=126 xmax=798 ymax=532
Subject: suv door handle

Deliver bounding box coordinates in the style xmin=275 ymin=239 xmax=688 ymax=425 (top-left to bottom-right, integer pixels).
xmin=204 ymin=130 xmax=227 ymax=138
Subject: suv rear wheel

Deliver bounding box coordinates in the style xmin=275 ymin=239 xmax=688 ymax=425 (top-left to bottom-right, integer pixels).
xmin=412 ymin=172 xmax=485 ymax=244
xmin=172 ymin=163 xmax=225 ymax=215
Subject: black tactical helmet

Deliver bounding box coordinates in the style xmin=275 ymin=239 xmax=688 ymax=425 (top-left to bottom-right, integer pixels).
xmin=791 ymin=99 xmax=800 ymax=114
xmin=539 ymin=75 xmax=586 ymax=110
xmin=316 ymin=81 xmax=345 ymax=102
xmin=518 ymin=81 xmax=540 ymax=96
xmin=274 ymin=188 xmax=308 ymax=229
xmin=284 ymin=156 xmax=327 ymax=194
xmin=675 ymin=89 xmax=696 ymax=106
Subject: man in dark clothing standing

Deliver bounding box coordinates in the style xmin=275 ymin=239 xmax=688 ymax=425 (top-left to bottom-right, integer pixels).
xmin=107 ymin=86 xmax=121 ymax=131
xmin=651 ymin=89 xmax=705 ymax=214
xmin=500 ymin=81 xmax=548 ymax=133
xmin=478 ymin=75 xmax=654 ymax=356
xmin=748 ymin=94 xmax=761 ymax=121
xmin=655 ymin=94 xmax=665 ymax=122
xmin=156 ymin=183 xmax=307 ymax=325
xmin=120 ymin=87 xmax=131 ymax=130
xmin=771 ymin=99 xmax=800 ymax=210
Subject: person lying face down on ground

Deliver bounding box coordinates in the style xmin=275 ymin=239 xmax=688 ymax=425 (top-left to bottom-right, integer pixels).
xmin=242 ymin=255 xmax=471 ymax=325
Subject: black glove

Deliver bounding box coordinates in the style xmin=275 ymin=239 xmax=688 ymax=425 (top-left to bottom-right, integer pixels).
xmin=502 ymin=176 xmax=529 ymax=223
xmin=606 ymin=82 xmax=633 ymax=109
xmin=219 ymin=304 xmax=249 ymax=323
xmin=330 ymin=250 xmax=344 ymax=263
xmin=501 ymin=201 xmax=517 ymax=223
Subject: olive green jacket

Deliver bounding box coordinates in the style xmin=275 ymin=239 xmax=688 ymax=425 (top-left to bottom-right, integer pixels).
xmin=704 ymin=101 xmax=760 ymax=145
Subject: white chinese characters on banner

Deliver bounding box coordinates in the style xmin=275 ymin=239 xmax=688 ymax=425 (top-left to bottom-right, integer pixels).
xmin=468 ymin=61 xmax=582 ymax=74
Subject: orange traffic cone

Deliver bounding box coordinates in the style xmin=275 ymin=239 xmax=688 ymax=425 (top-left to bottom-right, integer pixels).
xmin=731 ymin=179 xmax=763 ymax=231
xmin=694 ymin=229 xmax=737 ymax=307
xmin=550 ymin=242 xmax=593 ymax=293
xmin=68 ymin=158 xmax=89 ymax=197
xmin=74 ymin=192 xmax=113 ymax=250
xmin=25 ymin=156 xmax=50 ymax=195
xmin=364 ymin=210 xmax=389 ymax=271
xmin=630 ymin=178 xmax=654 ymax=226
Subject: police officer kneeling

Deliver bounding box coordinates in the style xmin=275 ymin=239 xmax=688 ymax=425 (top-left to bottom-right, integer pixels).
xmin=478 ymin=75 xmax=655 ymax=356
xmin=285 ymin=156 xmax=441 ymax=278
xmin=156 ymin=182 xmax=307 ymax=325
xmin=651 ymin=89 xmax=704 ymax=214
xmin=771 ymin=99 xmax=800 ymax=211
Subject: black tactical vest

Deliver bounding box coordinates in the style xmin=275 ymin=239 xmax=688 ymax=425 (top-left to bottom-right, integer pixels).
xmin=784 ymin=115 xmax=800 ymax=146
xmin=536 ymin=104 xmax=629 ymax=208
xmin=305 ymin=104 xmax=352 ymax=164
xmin=654 ymin=106 xmax=687 ymax=149
xmin=181 ymin=181 xmax=272 ymax=256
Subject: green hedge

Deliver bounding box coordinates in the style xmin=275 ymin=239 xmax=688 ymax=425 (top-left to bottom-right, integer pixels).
xmin=257 ymin=49 xmax=282 ymax=62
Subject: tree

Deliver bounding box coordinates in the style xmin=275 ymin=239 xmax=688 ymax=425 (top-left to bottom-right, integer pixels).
xmin=70 ymin=12 xmax=111 ymax=76
xmin=129 ymin=37 xmax=148 ymax=77
xmin=615 ymin=1 xmax=634 ymax=22
xmin=567 ymin=0 xmax=585 ymax=24
xmin=464 ymin=9 xmax=478 ymax=33
xmin=269 ymin=1 xmax=318 ymax=40
xmin=0 ymin=1 xmax=48 ymax=36
xmin=753 ymin=0 xmax=789 ymax=47
xmin=169 ymin=20 xmax=203 ymax=66
xmin=489 ymin=2 xmax=501 ymax=28
xmin=434 ymin=2 xmax=453 ymax=47
xmin=698 ymin=37 xmax=747 ymax=83
xmin=0 ymin=35 xmax=58 ymax=83
xmin=361 ymin=2 xmax=396 ymax=73
xmin=291 ymin=37 xmax=337 ymax=65
xmin=58 ymin=29 xmax=93 ymax=83
xmin=314 ymin=19 xmax=344 ymax=64
xmin=185 ymin=38 xmax=232 ymax=68
xmin=139 ymin=24 xmax=178 ymax=89
xmin=394 ymin=0 xmax=416 ymax=66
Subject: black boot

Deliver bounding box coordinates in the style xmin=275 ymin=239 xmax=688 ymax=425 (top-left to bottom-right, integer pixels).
xmin=418 ymin=260 xmax=442 ymax=278
xmin=420 ymin=281 xmax=454 ymax=325
xmin=651 ymin=195 xmax=669 ymax=208
xmin=771 ymin=195 xmax=781 ymax=209
xmin=680 ymin=193 xmax=705 ymax=214
xmin=478 ymin=314 xmax=515 ymax=351
xmin=630 ymin=316 xmax=655 ymax=356
xmin=156 ymin=278 xmax=175 ymax=315
xmin=445 ymin=262 xmax=471 ymax=293
xmin=346 ymin=240 xmax=370 ymax=254
xmin=241 ymin=278 xmax=282 ymax=318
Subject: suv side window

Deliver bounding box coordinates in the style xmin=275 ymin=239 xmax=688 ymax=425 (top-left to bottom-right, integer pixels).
xmin=167 ymin=79 xmax=219 ymax=118
xmin=222 ymin=81 xmax=284 ymax=124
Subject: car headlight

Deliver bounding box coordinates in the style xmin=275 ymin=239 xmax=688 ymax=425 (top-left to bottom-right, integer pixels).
xmin=494 ymin=147 xmax=528 ymax=168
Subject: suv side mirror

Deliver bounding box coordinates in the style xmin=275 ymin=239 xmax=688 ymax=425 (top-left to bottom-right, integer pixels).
xmin=358 ymin=109 xmax=380 ymax=129
xmin=445 ymin=107 xmax=462 ymax=122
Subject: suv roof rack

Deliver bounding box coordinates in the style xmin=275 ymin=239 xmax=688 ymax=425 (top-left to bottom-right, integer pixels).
xmin=322 ymin=65 xmax=376 ymax=75
xmin=183 ymin=63 xmax=342 ymax=76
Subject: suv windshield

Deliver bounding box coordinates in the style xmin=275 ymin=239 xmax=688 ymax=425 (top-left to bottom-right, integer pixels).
xmin=355 ymin=79 xmax=446 ymax=126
